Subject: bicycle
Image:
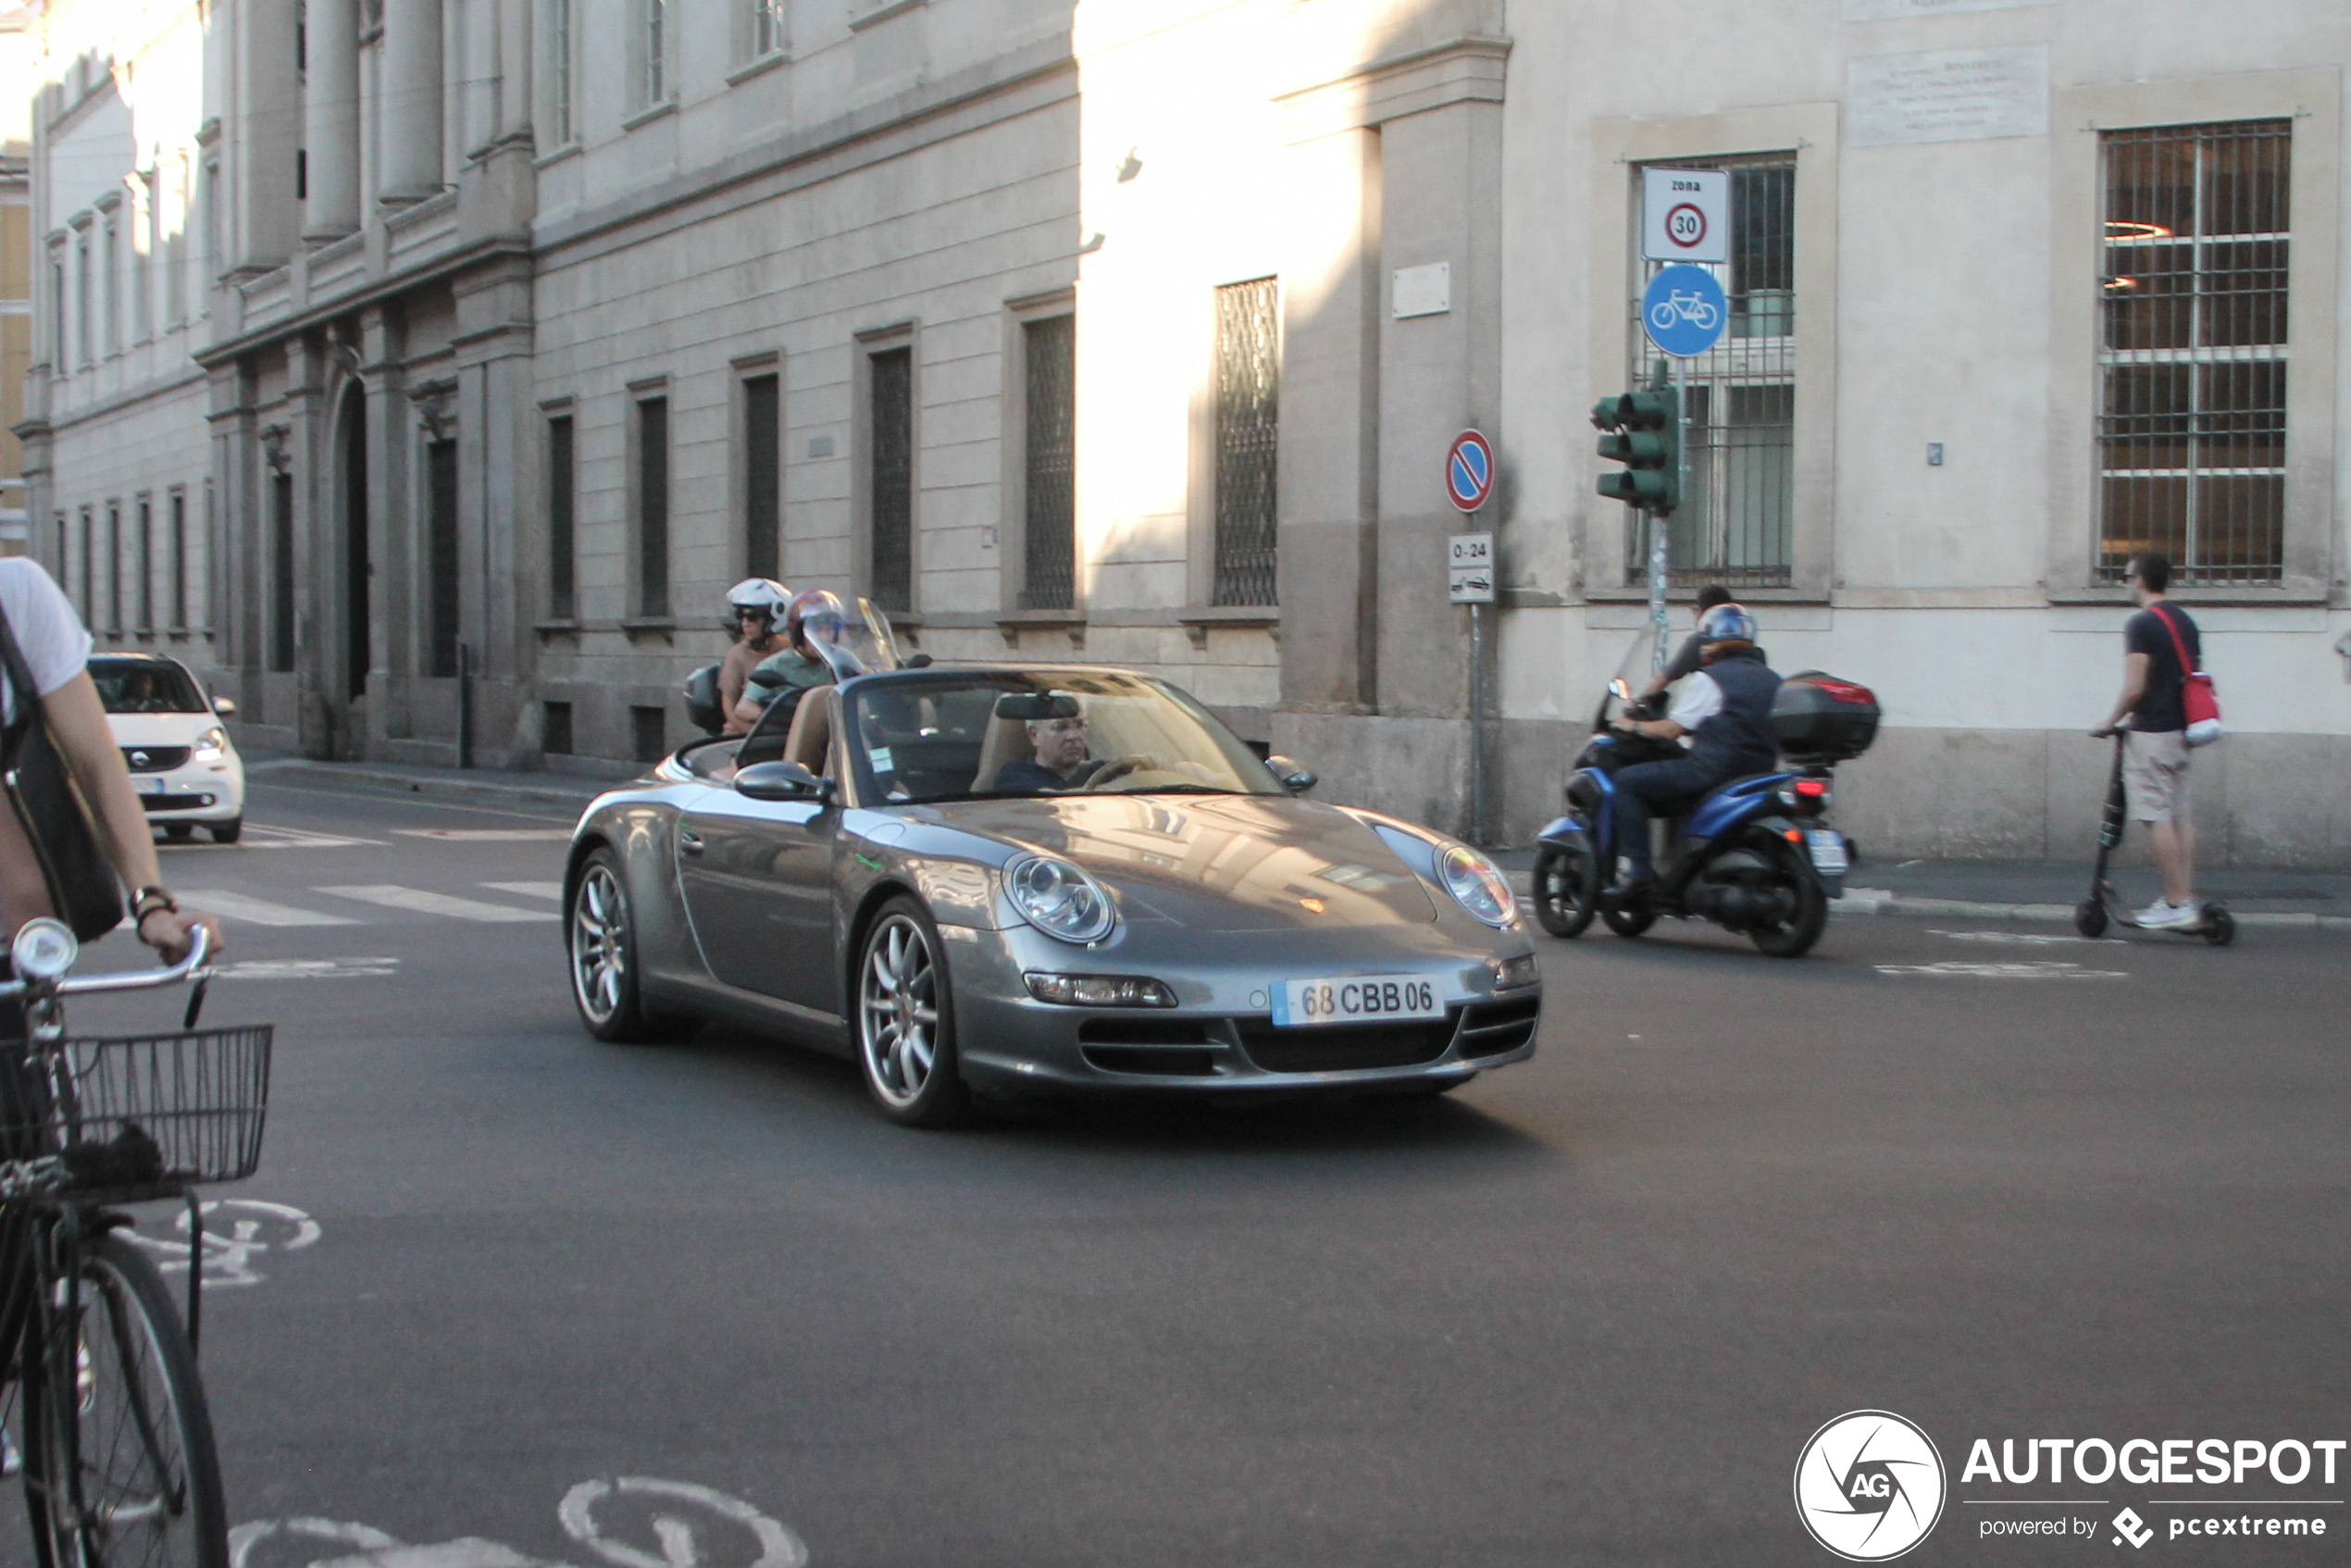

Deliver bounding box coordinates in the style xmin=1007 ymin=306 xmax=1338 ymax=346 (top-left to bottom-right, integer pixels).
xmin=0 ymin=918 xmax=267 ymax=1568
xmin=1648 ymin=290 xmax=1720 ymax=332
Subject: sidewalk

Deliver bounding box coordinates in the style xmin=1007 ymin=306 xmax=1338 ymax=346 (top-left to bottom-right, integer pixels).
xmin=247 ymin=753 xmax=2351 ymax=929
xmin=1487 ymin=846 xmax=2351 ymax=929
xmin=243 ymin=753 xmax=628 ymax=816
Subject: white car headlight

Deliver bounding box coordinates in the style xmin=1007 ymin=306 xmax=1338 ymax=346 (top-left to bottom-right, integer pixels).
xmin=193 ymin=727 xmax=227 ymax=760
xmin=1004 ymin=855 xmax=1116 ymax=944
xmin=1439 ymin=844 xmax=1517 ymax=929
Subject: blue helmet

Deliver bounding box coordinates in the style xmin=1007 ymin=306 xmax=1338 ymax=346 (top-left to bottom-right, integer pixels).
xmin=1697 ymin=604 xmax=1756 ymax=647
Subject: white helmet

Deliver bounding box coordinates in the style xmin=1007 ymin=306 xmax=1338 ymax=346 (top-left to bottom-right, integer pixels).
xmin=726 ymin=578 xmax=790 ymax=635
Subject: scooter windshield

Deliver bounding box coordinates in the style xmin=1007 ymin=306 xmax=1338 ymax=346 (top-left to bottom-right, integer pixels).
xmin=802 ymin=592 xmax=904 ymax=679
xmin=1597 ymin=632 xmax=1662 ymax=726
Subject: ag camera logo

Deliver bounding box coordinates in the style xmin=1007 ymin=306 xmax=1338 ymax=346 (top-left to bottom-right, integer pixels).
xmin=1795 ymin=1411 xmax=1947 ymax=1561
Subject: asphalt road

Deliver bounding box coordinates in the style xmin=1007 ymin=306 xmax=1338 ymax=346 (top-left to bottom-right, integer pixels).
xmin=22 ymin=779 xmax=2348 ymax=1567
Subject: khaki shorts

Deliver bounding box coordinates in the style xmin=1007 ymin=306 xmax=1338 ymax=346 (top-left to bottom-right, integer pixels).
xmin=2122 ymin=729 xmax=2190 ymax=824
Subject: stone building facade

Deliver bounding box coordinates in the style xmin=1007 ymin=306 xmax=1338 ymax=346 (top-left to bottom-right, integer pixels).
xmin=19 ymin=0 xmax=2351 ymax=863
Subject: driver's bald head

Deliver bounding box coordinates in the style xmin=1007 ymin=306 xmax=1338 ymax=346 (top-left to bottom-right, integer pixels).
xmin=1026 ymin=709 xmax=1089 ymax=773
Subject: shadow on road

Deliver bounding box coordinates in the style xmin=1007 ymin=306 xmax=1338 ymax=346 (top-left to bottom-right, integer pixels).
xmin=654 ymin=1019 xmax=1558 ymax=1166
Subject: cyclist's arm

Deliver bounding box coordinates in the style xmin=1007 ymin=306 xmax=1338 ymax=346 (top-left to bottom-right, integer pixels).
xmin=41 ymin=674 xmax=220 ymax=963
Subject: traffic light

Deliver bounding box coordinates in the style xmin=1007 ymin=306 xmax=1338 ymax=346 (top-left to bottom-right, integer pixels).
xmin=1591 ymin=377 xmax=1679 ymax=516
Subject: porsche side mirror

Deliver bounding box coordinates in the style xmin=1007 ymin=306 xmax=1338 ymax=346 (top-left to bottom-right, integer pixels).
xmin=1265 ymin=754 xmax=1317 ymax=793
xmin=211 ymin=695 xmax=237 ymax=718
xmin=735 ymin=760 xmax=834 ymax=803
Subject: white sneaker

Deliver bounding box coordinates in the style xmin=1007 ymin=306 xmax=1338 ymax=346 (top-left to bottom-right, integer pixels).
xmin=2141 ymin=900 xmax=2201 ymax=930
xmin=2133 ymin=899 xmax=2175 ymax=926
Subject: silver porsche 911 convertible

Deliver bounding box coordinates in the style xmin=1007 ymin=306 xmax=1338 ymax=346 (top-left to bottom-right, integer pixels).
xmin=563 ymin=599 xmax=1541 ymax=1126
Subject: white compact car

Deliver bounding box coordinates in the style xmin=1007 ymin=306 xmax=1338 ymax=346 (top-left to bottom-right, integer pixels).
xmin=90 ymin=653 xmax=244 ymax=843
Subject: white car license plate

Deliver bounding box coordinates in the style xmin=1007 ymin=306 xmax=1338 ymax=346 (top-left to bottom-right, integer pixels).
xmin=1271 ymin=975 xmax=1444 ymax=1028
xmin=136 ymin=776 xmax=166 ymax=795
xmin=1807 ymin=829 xmax=1847 ymax=876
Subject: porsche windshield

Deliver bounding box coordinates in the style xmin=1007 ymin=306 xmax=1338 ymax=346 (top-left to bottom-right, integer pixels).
xmin=844 ymin=672 xmax=1282 ymax=803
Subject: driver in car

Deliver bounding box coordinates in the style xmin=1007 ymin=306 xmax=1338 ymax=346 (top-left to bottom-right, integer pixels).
xmin=994 ymin=703 xmax=1109 ymax=793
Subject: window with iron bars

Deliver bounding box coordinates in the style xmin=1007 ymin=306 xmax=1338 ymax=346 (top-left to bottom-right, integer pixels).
xmin=1624 ymin=156 xmax=1796 ymax=589
xmin=1212 ymin=277 xmax=1279 ymax=607
xmin=2097 ymin=120 xmax=2289 ymax=586
xmin=1020 ymin=314 xmax=1076 ymax=610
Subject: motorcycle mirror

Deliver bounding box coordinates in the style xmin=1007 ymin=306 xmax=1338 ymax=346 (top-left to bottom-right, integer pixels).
xmin=1608 ymin=678 xmax=1634 ymax=703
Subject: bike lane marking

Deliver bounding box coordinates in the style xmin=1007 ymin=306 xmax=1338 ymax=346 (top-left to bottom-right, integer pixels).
xmin=128 ymin=1199 xmax=322 ymax=1287
xmin=232 ymin=1478 xmax=808 ymax=1568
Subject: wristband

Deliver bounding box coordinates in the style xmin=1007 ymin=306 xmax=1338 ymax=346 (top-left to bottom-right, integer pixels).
xmin=131 ymin=887 xmax=179 ymax=922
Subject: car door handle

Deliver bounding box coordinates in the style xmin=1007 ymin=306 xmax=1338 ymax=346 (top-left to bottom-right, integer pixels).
xmin=679 ymin=829 xmax=704 ymax=857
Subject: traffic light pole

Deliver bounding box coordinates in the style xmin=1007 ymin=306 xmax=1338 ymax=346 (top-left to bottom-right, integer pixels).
xmin=1647 ymin=358 xmax=1689 ymax=676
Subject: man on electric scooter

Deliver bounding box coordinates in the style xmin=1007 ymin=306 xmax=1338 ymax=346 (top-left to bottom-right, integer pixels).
xmin=1607 ymin=604 xmax=1782 ymax=898
xmin=2091 ymin=552 xmax=2203 ymax=929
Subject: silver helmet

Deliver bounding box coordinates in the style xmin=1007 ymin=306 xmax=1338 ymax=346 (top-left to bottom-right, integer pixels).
xmin=725 ymin=577 xmax=790 ymax=636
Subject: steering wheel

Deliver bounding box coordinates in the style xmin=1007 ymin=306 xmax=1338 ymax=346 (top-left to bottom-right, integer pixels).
xmin=1082 ymin=754 xmax=1162 ymax=790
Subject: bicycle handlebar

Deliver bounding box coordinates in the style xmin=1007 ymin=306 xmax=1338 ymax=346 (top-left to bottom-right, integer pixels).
xmin=0 ymin=926 xmax=213 ymax=1002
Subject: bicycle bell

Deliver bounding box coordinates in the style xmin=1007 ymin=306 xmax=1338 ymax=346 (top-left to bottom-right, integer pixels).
xmin=9 ymin=918 xmax=76 ymax=983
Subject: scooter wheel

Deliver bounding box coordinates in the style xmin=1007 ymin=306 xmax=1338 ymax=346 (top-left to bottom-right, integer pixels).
xmin=2201 ymin=906 xmax=2235 ymax=947
xmin=1600 ymin=903 xmax=1655 ymax=940
xmin=2073 ymin=900 xmax=2109 ymax=940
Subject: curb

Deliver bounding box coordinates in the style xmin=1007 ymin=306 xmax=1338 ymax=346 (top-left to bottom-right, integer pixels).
xmin=1511 ymin=879 xmax=2351 ymax=932
xmin=248 ymin=760 xmax=609 ymax=816
xmin=1829 ymin=891 xmax=2351 ymax=929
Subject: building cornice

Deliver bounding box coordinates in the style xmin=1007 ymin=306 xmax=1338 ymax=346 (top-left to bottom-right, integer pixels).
xmin=1275 ymin=34 xmax=1511 ymax=145
xmin=193 ymin=233 xmax=533 ymax=367
xmin=531 ymin=33 xmax=1075 ymax=266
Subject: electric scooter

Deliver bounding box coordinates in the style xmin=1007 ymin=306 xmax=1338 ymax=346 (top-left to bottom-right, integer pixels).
xmin=2072 ymin=732 xmax=2235 ymax=945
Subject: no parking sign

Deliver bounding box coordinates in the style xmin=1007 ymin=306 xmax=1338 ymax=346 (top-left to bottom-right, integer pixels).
xmin=1446 ymin=429 xmax=1495 ymax=514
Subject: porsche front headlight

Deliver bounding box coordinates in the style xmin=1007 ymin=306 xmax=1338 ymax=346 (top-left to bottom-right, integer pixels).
xmin=1439 ymin=844 xmax=1518 ymax=929
xmin=1004 ymin=855 xmax=1116 ymax=944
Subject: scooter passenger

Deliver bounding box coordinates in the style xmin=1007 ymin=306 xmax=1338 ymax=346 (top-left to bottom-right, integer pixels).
xmin=1608 ymin=604 xmax=1782 ymax=897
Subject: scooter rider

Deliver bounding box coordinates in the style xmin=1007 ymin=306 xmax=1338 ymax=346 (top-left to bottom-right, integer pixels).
xmin=1608 ymin=604 xmax=1782 ymax=896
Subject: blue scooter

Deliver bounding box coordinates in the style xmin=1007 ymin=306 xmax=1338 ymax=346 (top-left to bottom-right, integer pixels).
xmin=1531 ymin=670 xmax=1873 ymax=958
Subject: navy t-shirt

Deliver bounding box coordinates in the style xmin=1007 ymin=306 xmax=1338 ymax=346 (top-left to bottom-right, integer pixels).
xmin=2124 ymin=604 xmax=2200 ymax=734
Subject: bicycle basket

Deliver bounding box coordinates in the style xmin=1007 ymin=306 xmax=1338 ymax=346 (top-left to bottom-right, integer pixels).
xmin=26 ymin=1027 xmax=273 ymax=1195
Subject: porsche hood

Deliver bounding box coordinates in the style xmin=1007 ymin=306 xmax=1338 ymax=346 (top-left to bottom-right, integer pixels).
xmin=919 ymin=794 xmax=1439 ymax=931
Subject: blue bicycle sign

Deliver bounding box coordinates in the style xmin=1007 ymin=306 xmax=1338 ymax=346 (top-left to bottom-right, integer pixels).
xmin=1641 ymin=264 xmax=1727 ymax=358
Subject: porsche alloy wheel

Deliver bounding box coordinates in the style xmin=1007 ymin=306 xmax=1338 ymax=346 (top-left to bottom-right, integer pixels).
xmin=857 ymin=900 xmax=969 ymax=1127
xmin=568 ymin=851 xmax=696 ymax=1043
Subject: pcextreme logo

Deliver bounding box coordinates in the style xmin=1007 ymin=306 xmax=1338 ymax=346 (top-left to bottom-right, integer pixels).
xmin=1795 ymin=1411 xmax=1949 ymax=1561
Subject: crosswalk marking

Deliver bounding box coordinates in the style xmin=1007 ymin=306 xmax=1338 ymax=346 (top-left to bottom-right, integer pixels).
xmin=180 ymin=890 xmax=361 ymax=927
xmin=314 ymin=885 xmax=558 ymax=923
xmin=480 ymin=881 xmax=565 ymax=901
xmin=392 ymin=828 xmax=574 ymax=842
xmin=242 ymin=824 xmax=389 ymax=849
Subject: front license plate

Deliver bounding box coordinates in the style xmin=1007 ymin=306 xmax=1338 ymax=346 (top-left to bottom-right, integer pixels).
xmin=1808 ymin=829 xmax=1848 ymax=876
xmin=135 ymin=776 xmax=166 ymax=795
xmin=1271 ymin=975 xmax=1445 ymax=1028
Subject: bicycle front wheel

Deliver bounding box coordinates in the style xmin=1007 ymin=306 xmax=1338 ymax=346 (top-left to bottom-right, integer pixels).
xmin=23 ymin=1231 xmax=226 ymax=1568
